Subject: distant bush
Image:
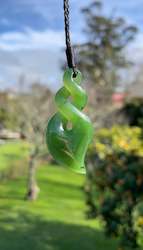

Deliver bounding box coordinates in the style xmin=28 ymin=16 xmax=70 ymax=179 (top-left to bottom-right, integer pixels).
xmin=85 ymin=126 xmax=143 ymax=249
xmin=0 ymin=107 xmax=18 ymax=130
xmin=122 ymin=99 xmax=143 ymax=127
xmin=133 ymin=202 xmax=143 ymax=247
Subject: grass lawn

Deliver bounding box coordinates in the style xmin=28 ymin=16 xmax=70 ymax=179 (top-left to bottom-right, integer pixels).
xmin=0 ymin=165 xmax=119 ymax=250
xmin=0 ymin=140 xmax=29 ymax=172
xmin=0 ymin=141 xmax=130 ymax=250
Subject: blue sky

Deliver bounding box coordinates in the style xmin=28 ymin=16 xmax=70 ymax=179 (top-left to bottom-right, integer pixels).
xmin=0 ymin=0 xmax=143 ymax=90
xmin=0 ymin=0 xmax=143 ymax=47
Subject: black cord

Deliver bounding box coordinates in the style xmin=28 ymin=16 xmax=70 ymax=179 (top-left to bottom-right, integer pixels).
xmin=63 ymin=0 xmax=76 ymax=75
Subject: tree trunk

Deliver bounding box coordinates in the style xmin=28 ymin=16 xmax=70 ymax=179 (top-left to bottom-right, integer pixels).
xmin=26 ymin=146 xmax=40 ymax=201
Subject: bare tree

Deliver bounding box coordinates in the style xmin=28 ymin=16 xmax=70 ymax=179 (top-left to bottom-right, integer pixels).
xmin=16 ymin=82 xmax=54 ymax=200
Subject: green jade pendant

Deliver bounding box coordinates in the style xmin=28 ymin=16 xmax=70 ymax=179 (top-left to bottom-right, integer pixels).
xmin=46 ymin=69 xmax=94 ymax=173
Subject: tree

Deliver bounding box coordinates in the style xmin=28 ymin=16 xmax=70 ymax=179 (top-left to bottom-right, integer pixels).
xmin=0 ymin=91 xmax=18 ymax=130
xmin=16 ymin=82 xmax=54 ymax=200
xmin=76 ymin=0 xmax=137 ymax=119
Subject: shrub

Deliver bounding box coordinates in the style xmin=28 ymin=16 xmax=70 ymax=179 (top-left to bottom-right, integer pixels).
xmin=86 ymin=126 xmax=143 ymax=249
xmin=122 ymin=99 xmax=143 ymax=127
xmin=133 ymin=202 xmax=143 ymax=247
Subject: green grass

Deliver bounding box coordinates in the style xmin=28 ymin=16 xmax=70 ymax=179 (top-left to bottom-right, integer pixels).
xmin=0 ymin=142 xmax=123 ymax=250
xmin=0 ymin=141 xmax=118 ymax=250
xmin=1 ymin=142 xmax=143 ymax=250
xmin=0 ymin=164 xmax=119 ymax=250
xmin=0 ymin=140 xmax=29 ymax=171
xmin=1 ymin=141 xmax=143 ymax=250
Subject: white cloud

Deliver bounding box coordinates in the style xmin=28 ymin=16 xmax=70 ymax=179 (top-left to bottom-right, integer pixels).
xmin=0 ymin=28 xmax=83 ymax=51
xmin=0 ymin=48 xmax=63 ymax=91
xmin=0 ymin=29 xmax=66 ymax=51
xmin=0 ymin=0 xmax=143 ymax=91
xmin=127 ymin=32 xmax=143 ymax=63
xmin=0 ymin=27 xmax=83 ymax=90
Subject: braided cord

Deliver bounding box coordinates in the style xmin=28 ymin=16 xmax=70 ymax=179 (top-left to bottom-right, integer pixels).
xmin=63 ymin=0 xmax=76 ymax=73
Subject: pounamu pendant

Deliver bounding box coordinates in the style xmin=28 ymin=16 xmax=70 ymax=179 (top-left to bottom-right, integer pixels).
xmin=46 ymin=69 xmax=94 ymax=173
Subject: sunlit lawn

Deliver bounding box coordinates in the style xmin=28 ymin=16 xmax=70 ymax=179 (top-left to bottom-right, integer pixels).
xmin=0 ymin=141 xmax=29 ymax=171
xmin=0 ymin=141 xmax=119 ymax=250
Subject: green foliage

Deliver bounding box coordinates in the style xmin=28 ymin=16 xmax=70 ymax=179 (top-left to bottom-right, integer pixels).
xmin=76 ymin=0 xmax=137 ymax=107
xmin=0 ymin=92 xmax=19 ymax=129
xmin=122 ymin=99 xmax=143 ymax=127
xmin=133 ymin=202 xmax=143 ymax=246
xmin=0 ymin=107 xmax=8 ymax=127
xmin=90 ymin=126 xmax=143 ymax=157
xmin=0 ymin=107 xmax=18 ymax=129
xmin=86 ymin=126 xmax=143 ymax=249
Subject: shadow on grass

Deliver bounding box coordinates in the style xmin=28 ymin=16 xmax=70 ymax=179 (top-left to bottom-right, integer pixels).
xmin=0 ymin=211 xmax=117 ymax=250
xmin=0 ymin=178 xmax=82 ymax=201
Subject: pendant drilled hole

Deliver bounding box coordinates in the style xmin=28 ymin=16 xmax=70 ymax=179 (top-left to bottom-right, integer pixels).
xmin=73 ymin=70 xmax=78 ymax=79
